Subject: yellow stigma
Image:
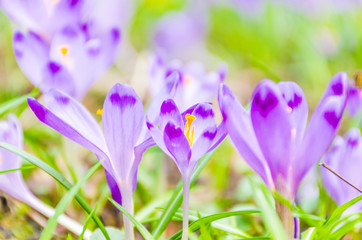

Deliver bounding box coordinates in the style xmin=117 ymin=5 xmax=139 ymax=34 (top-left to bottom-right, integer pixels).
xmin=60 ymin=47 xmax=68 ymax=56
xmin=184 ymin=114 xmax=196 ymax=147
xmin=96 ymin=109 xmax=103 ymax=116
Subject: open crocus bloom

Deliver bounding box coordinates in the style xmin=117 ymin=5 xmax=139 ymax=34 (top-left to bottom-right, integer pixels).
xmin=219 ymin=72 xmax=348 ymax=200
xmin=149 ymin=52 xmax=227 ymax=112
xmin=321 ymin=129 xmax=362 ymax=214
xmin=146 ymin=99 xmax=226 ymax=239
xmin=13 ymin=25 xmax=120 ymax=100
xmin=0 ymin=114 xmax=91 ymax=238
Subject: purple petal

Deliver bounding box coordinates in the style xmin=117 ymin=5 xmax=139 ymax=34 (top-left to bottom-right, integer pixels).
xmin=105 ymin=169 xmax=122 ymax=207
xmin=28 ymin=91 xmax=113 ymax=174
xmin=159 ymin=99 xmax=184 ymax=131
xmin=346 ymin=86 xmax=362 ymax=117
xmin=102 ymin=83 xmax=144 ymax=181
xmin=189 ymin=126 xmax=217 ymax=171
xmin=294 ymin=73 xmax=348 ymax=195
xmin=12 ymin=31 xmax=49 ymax=87
xmin=218 ymin=84 xmax=273 ymax=187
xmin=251 ymin=80 xmax=293 ymax=185
xmin=163 ymin=122 xmax=191 ymax=175
xmin=189 ymin=103 xmax=216 ymax=142
xmin=41 ymin=61 xmax=76 ymax=97
xmin=278 ymin=81 xmax=308 ymax=147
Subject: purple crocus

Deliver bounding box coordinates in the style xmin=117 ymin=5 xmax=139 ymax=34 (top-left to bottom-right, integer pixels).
xmin=28 ymin=83 xmax=154 ymax=240
xmin=321 ymin=128 xmax=362 ymax=214
xmin=0 ymin=114 xmax=91 ymax=238
xmin=146 ymin=99 xmax=226 ymax=239
xmin=219 ymin=72 xmax=348 ymax=237
xmin=149 ymin=53 xmax=227 ymax=112
xmin=13 ymin=25 xmax=120 ymax=100
xmin=0 ymin=0 xmax=83 ymax=42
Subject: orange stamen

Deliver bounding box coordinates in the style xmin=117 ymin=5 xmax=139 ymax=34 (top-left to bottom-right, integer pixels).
xmin=96 ymin=109 xmax=103 ymax=116
xmin=184 ymin=114 xmax=196 ymax=147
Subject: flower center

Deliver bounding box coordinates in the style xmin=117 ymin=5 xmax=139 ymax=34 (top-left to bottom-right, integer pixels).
xmin=182 ymin=75 xmax=193 ymax=87
xmin=184 ymin=114 xmax=196 ymax=147
xmin=58 ymin=45 xmax=71 ymax=66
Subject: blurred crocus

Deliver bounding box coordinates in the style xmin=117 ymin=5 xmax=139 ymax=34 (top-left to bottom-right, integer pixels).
xmin=0 ymin=0 xmax=83 ymax=42
xmin=146 ymin=99 xmax=226 ymax=239
xmin=346 ymin=73 xmax=362 ymax=117
xmin=149 ymin=53 xmax=227 ymax=111
xmin=321 ymin=128 xmax=362 ymax=214
xmin=28 ymin=83 xmax=155 ymax=240
xmin=0 ymin=114 xmax=91 ymax=239
xmin=13 ymin=25 xmax=120 ymax=100
xmin=219 ymin=72 xmax=348 ymax=237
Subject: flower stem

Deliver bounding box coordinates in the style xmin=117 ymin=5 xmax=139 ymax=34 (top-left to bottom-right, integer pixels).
xmin=119 ymin=182 xmax=135 ymax=240
xmin=28 ymin=196 xmax=92 ymax=239
xmin=182 ymin=176 xmax=190 ymax=240
xmin=275 ymin=200 xmax=294 ymax=240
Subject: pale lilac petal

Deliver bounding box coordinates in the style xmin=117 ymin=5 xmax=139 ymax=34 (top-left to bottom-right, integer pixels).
xmin=12 ymin=31 xmax=49 ymax=86
xmin=102 ymin=83 xmax=144 ymax=181
xmin=189 ymin=126 xmax=217 ymax=171
xmin=146 ymin=72 xmax=180 ymax=124
xmin=163 ymin=122 xmax=191 ymax=175
xmin=294 ymin=73 xmax=348 ymax=194
xmin=158 ymin=99 xmax=184 ymax=131
xmin=189 ymin=103 xmax=216 ymax=142
xmin=218 ymin=84 xmax=272 ymax=186
xmin=278 ymin=81 xmax=308 ymax=147
xmin=28 ymin=91 xmax=113 ymax=174
xmin=207 ymin=121 xmax=227 ymax=152
xmin=251 ymin=80 xmax=293 ymax=184
xmin=41 ymin=61 xmax=76 ymax=97
xmin=346 ymin=86 xmax=362 ymax=116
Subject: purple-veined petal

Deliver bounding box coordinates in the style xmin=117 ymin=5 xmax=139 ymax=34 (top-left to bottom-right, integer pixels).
xmin=102 ymin=83 xmax=144 ymax=181
xmin=218 ymin=84 xmax=272 ymax=186
xmin=28 ymin=91 xmax=113 ymax=174
xmin=294 ymin=73 xmax=348 ymax=195
xmin=189 ymin=125 xmax=217 ymax=172
xmin=105 ymin=169 xmax=122 ymax=206
xmin=278 ymin=81 xmax=308 ymax=148
xmin=158 ymin=99 xmax=184 ymax=131
xmin=163 ymin=122 xmax=191 ymax=175
xmin=251 ymin=80 xmax=293 ymax=187
xmin=189 ymin=103 xmax=216 ymax=143
xmin=207 ymin=120 xmax=227 ymax=153
xmin=146 ymin=72 xmax=180 ymax=124
xmin=41 ymin=61 xmax=76 ymax=97
xmin=346 ymin=86 xmax=362 ymax=117
xmin=13 ymin=31 xmax=49 ymax=86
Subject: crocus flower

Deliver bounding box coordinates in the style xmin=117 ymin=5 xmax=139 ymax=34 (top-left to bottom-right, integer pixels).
xmin=0 ymin=114 xmax=91 ymax=238
xmin=219 ymin=72 xmax=348 ymax=237
xmin=149 ymin=53 xmax=227 ymax=112
xmin=321 ymin=128 xmax=362 ymax=214
xmin=27 ymin=75 xmax=179 ymax=239
xmin=146 ymin=99 xmax=226 ymax=240
xmin=13 ymin=25 xmax=120 ymax=100
xmin=0 ymin=0 xmax=83 ymax=42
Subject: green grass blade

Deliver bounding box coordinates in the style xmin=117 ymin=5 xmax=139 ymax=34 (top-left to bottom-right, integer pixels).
xmin=169 ymin=210 xmax=261 ymax=240
xmin=0 ymin=142 xmax=110 ymax=240
xmin=251 ymin=178 xmax=287 ymax=240
xmin=0 ymin=90 xmax=38 ymax=116
xmin=40 ymin=161 xmax=101 ymax=240
xmin=108 ymin=197 xmax=154 ymax=240
xmin=79 ymin=204 xmax=99 ymax=240
xmin=152 ymin=147 xmax=219 ymax=239
xmin=0 ymin=165 xmax=35 ymax=174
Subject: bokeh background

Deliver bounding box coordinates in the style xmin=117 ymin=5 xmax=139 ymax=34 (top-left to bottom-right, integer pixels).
xmin=0 ymin=0 xmax=362 ymax=239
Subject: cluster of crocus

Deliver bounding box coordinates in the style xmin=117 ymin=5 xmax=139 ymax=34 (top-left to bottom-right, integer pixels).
xmin=149 ymin=52 xmax=227 ymax=111
xmin=0 ymin=0 xmax=121 ymax=100
xmin=0 ymin=114 xmax=91 ymax=239
xmin=321 ymin=128 xmax=362 ymax=214
xmin=218 ymin=72 xmax=348 ymax=237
